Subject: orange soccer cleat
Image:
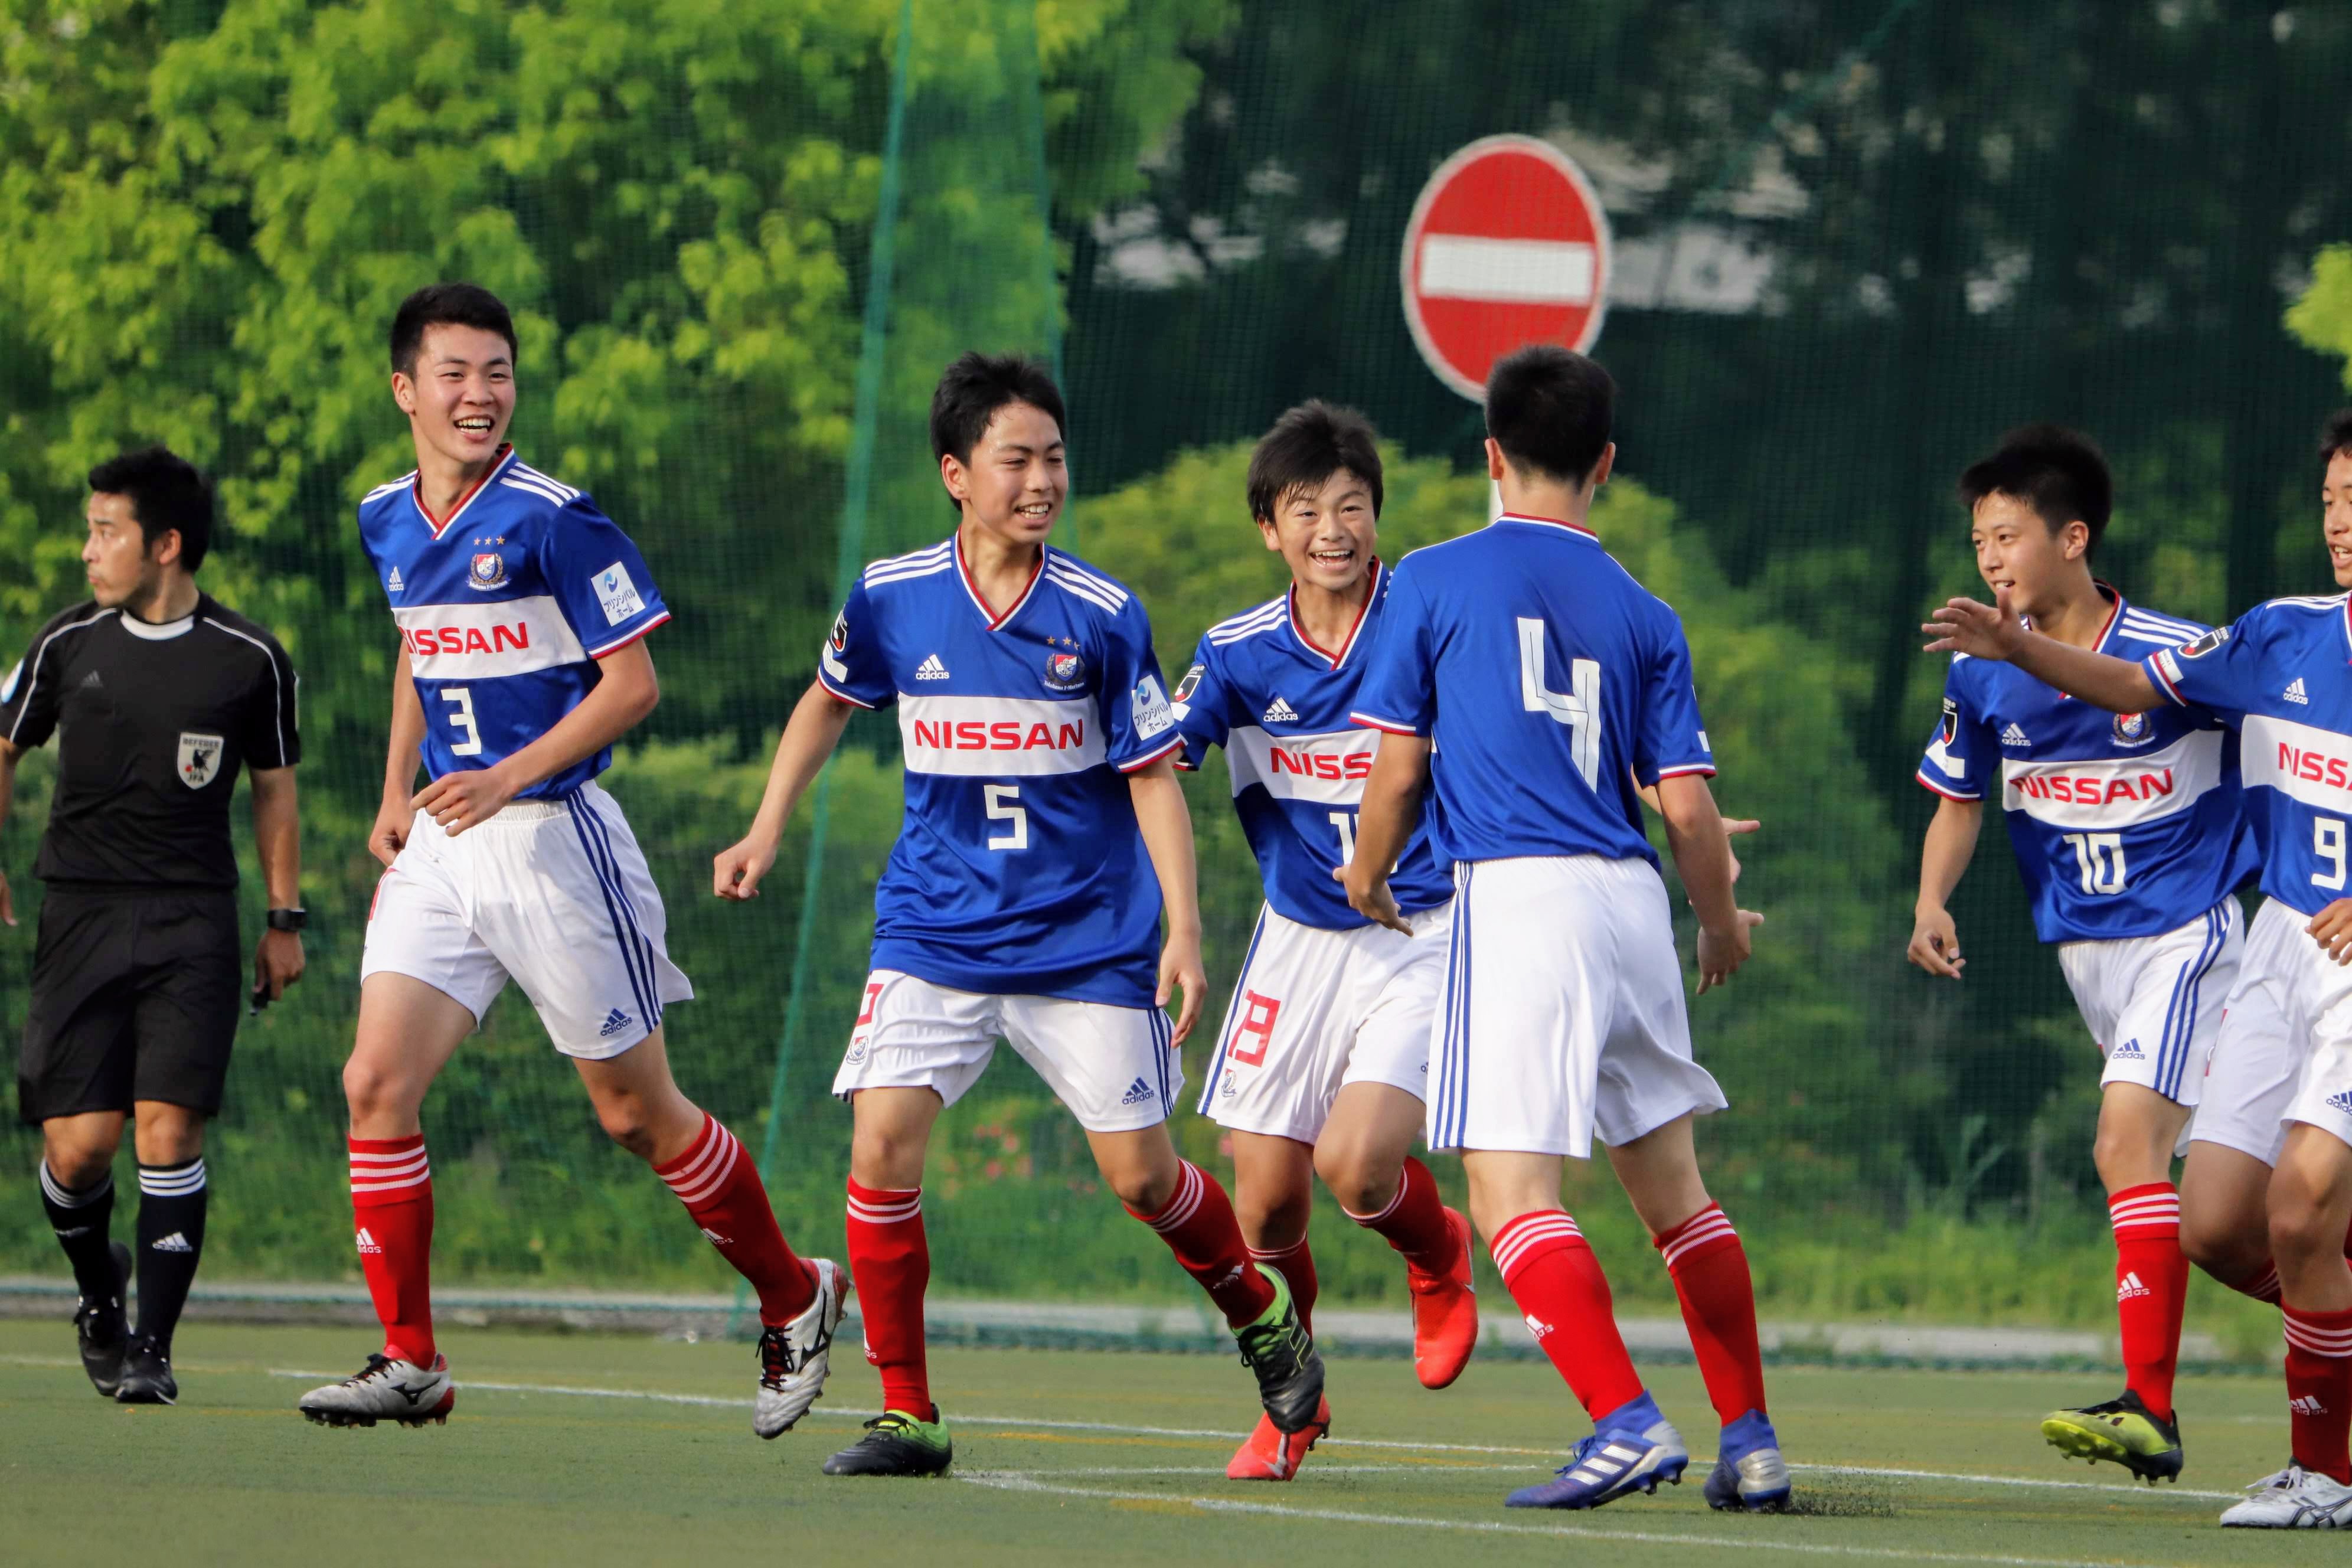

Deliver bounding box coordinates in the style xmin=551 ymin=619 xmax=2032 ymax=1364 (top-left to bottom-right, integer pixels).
xmin=1226 ymin=1394 xmax=1332 ymax=1481
xmin=1408 ymin=1207 xmax=1479 ymax=1390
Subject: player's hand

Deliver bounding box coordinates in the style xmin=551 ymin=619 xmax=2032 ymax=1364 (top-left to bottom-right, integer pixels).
xmin=412 ymin=766 xmax=517 ymax=838
xmin=1723 ymin=815 xmax=1760 ymax=885
xmin=1157 ymin=927 xmax=1206 ymax=1045
xmin=713 ymin=834 xmax=779 ymax=901
xmin=253 ymin=929 xmax=305 ymax=1007
xmin=2309 ymin=901 xmax=2352 ymax=966
xmin=1923 ymin=585 xmax=2025 ymax=661
xmin=1337 ymin=863 xmax=1412 ymax=935
xmin=1907 ymin=904 xmax=1966 ymax=978
xmin=1696 ymin=911 xmax=1762 ymax=994
xmin=0 ymin=867 xmax=13 ymax=927
xmin=368 ymin=798 xmax=411 ymax=868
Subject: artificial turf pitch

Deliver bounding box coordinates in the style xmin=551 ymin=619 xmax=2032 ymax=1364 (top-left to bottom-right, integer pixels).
xmin=1 ymin=1318 xmax=2340 ymax=1567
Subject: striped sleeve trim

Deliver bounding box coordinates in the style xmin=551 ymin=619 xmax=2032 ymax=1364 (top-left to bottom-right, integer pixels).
xmin=1114 ymin=733 xmax=1185 ymax=773
xmin=1349 ymin=710 xmax=1422 ymax=736
xmin=1915 ymin=770 xmax=1981 ymax=802
xmin=586 ymin=609 xmax=672 ymax=658
xmin=2144 ymin=653 xmax=2188 ymax=706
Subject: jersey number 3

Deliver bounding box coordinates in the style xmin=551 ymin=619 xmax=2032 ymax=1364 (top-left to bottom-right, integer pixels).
xmin=1517 ymin=618 xmax=1600 ymax=787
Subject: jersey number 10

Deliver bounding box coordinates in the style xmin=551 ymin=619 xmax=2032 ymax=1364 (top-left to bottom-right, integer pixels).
xmin=1517 ymin=618 xmax=1601 ymax=788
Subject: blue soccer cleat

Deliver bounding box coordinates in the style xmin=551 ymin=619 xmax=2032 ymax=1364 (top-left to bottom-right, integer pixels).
xmin=1703 ymin=1408 xmax=1792 ymax=1511
xmin=1505 ymin=1391 xmax=1689 ymax=1509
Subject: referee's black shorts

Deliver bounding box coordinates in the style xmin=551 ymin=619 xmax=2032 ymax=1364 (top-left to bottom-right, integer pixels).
xmin=16 ymin=887 xmax=242 ymax=1125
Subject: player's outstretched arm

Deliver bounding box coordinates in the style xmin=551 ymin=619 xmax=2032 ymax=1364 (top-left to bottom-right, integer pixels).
xmin=414 ymin=638 xmax=661 ymax=838
xmin=713 ymin=678 xmax=857 ymax=901
xmin=1907 ymin=796 xmax=1981 ymax=979
xmin=1923 ymin=587 xmax=2159 ymax=714
xmin=0 ymin=737 xmax=19 ymax=926
xmin=1340 ymin=733 xmax=1429 ymax=936
xmin=1128 ymin=759 xmax=1207 ymax=1044
xmin=371 ymin=653 xmax=428 ymax=867
xmin=1655 ymin=773 xmax=1763 ymax=994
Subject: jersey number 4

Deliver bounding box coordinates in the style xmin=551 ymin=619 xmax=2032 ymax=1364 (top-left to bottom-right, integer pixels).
xmin=1517 ymin=618 xmax=1600 ymax=788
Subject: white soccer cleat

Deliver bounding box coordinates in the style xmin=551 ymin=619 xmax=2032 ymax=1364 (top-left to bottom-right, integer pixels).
xmin=298 ymin=1352 xmax=455 ymax=1427
xmin=2220 ymin=1463 xmax=2352 ymax=1527
xmin=754 ymin=1257 xmax=849 ymax=1439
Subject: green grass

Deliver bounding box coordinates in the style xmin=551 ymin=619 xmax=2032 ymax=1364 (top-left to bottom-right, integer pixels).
xmin=1 ymin=1318 xmax=2335 ymax=1567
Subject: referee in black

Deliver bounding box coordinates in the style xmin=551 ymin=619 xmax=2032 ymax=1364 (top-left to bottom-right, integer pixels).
xmin=0 ymin=447 xmax=303 ymax=1406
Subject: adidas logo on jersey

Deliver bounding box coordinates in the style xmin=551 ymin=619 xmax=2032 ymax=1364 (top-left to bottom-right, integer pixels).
xmin=2286 ymin=677 xmax=2311 ymax=705
xmin=1263 ymin=696 xmax=1300 ymax=724
xmin=2111 ymin=1038 xmax=2145 ymax=1061
xmin=355 ymin=1227 xmax=382 ymax=1256
xmin=386 ymin=566 xmax=404 ymax=594
xmin=1523 ymin=1314 xmax=1555 ymax=1341
xmin=80 ymin=669 xmax=103 ymax=689
xmin=2293 ymin=1394 xmax=2328 ymax=1416
xmin=150 ymin=1231 xmax=194 ymax=1253
xmin=599 ymin=1008 xmax=632 ymax=1039
xmin=2117 ymin=1270 xmax=2150 ymax=1301
xmin=1999 ymin=723 xmax=2030 ymax=747
xmin=2327 ymin=1089 xmax=2352 ymax=1116
xmin=915 ymin=653 xmax=950 ymax=681
xmin=1119 ymin=1076 xmax=1156 ymax=1107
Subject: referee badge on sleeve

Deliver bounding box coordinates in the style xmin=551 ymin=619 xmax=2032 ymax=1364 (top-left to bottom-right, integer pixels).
xmin=178 ymin=732 xmax=225 ymax=789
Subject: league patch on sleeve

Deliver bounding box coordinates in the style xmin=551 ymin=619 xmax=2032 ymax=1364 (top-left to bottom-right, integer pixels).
xmin=0 ymin=659 xmax=18 ymax=705
xmin=829 ymin=610 xmax=850 ymax=652
xmin=2175 ymin=626 xmax=2229 ymax=660
xmin=1172 ymin=663 xmax=1204 ymax=704
xmin=592 ymin=561 xmax=646 ymax=626
xmin=1938 ymin=695 xmax=1959 ymax=748
xmin=1132 ymin=674 xmax=1174 ymax=740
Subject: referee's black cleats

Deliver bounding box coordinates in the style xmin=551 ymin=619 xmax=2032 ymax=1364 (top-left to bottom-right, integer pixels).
xmin=74 ymin=1240 xmax=132 ymax=1399
xmin=115 ymin=1334 xmax=178 ymax=1406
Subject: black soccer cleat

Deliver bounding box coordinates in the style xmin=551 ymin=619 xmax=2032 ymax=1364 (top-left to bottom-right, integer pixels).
xmin=114 ymin=1333 xmax=178 ymax=1406
xmin=74 ymin=1240 xmax=132 ymax=1399
xmin=822 ymin=1410 xmax=954 ymax=1476
xmin=1236 ymin=1265 xmax=1326 ymax=1434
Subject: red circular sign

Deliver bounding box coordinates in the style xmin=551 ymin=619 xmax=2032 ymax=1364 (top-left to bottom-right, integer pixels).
xmin=1400 ymin=135 xmax=1614 ymax=402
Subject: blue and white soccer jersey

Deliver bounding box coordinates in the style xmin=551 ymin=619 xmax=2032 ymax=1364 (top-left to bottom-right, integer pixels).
xmin=820 ymin=538 xmax=1186 ymax=1131
xmin=354 ymin=447 xmax=690 ymax=1057
xmin=1173 ymin=565 xmax=1455 ymax=1139
xmin=1351 ymin=513 xmax=1727 ymax=1159
xmin=2142 ymin=596 xmax=2352 ymax=1158
xmin=1917 ymin=591 xmax=2253 ymax=1108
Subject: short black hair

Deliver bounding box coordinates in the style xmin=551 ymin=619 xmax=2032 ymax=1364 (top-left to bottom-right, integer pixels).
xmin=87 ymin=446 xmax=214 ymax=573
xmin=929 ymin=352 xmax=1067 ymax=511
xmin=1484 ymin=346 xmax=1615 ymax=485
xmin=390 ymin=282 xmax=519 ymax=378
xmin=1957 ymin=424 xmax=2112 ymax=558
xmin=1247 ymin=401 xmax=1384 ymax=524
xmin=2319 ymin=410 xmax=2352 ymax=472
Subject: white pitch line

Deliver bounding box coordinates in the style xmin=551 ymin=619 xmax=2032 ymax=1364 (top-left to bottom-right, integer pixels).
xmin=958 ymin=1472 xmax=2174 ymax=1568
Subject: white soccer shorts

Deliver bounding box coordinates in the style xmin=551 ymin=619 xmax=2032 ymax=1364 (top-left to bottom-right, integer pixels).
xmin=1195 ymin=900 xmax=1450 ymax=1142
xmin=1423 ymin=855 xmax=1727 ymax=1159
xmin=360 ymin=782 xmax=692 ymax=1060
xmin=831 ymin=969 xmax=1182 ymax=1133
xmin=2056 ymin=900 xmax=2241 ymax=1109
xmin=2192 ymin=897 xmax=2352 ymax=1164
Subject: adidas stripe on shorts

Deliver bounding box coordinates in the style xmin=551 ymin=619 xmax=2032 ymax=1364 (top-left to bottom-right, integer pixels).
xmin=832 ymin=969 xmax=1181 ymax=1132
xmin=2194 ymin=896 xmax=2352 ymax=1164
xmin=360 ymin=781 xmax=692 ymax=1059
xmin=2056 ymin=899 xmax=2240 ymax=1112
xmin=1195 ymin=900 xmax=1448 ymax=1142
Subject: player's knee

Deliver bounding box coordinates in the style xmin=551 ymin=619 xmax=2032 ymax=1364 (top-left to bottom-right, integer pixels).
xmin=1235 ymin=1184 xmax=1311 ymax=1246
xmin=594 ymin=1097 xmax=659 ymax=1160
xmin=41 ymin=1139 xmax=113 ymax=1191
xmin=2266 ymin=1180 xmax=2336 ymax=1268
xmin=1315 ymin=1149 xmax=1391 ymax=1217
xmin=2180 ymin=1216 xmax=2260 ymax=1279
xmin=341 ymin=1057 xmax=411 ymax=1124
xmin=1111 ymin=1164 xmax=1177 ymax=1214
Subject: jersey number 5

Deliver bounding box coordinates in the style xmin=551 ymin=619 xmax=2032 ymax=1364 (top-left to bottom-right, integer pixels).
xmin=984 ymin=783 xmax=1028 ymax=851
xmin=1516 ymin=618 xmax=1600 ymax=787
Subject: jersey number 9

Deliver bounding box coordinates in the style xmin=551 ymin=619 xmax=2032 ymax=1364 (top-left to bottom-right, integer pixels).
xmin=1516 ymin=618 xmax=1600 ymax=788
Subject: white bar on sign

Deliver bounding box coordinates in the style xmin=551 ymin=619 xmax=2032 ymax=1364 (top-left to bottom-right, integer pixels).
xmin=1419 ymin=236 xmax=1596 ymax=303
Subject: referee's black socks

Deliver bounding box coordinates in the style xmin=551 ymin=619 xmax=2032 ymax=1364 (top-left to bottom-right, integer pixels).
xmin=38 ymin=1162 xmax=120 ymax=1308
xmin=135 ymin=1159 xmax=207 ymax=1348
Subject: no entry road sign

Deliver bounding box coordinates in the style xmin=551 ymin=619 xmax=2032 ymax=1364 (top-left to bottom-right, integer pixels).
xmin=1400 ymin=134 xmax=1613 ymax=401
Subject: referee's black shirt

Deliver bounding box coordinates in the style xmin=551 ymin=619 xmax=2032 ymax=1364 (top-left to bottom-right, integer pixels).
xmin=0 ymin=594 xmax=299 ymax=889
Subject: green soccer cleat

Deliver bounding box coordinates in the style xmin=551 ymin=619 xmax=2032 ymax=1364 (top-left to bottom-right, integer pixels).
xmin=2040 ymin=1390 xmax=2183 ymax=1483
xmin=1236 ymin=1264 xmax=1325 ymax=1434
xmin=822 ymin=1409 xmax=953 ymax=1477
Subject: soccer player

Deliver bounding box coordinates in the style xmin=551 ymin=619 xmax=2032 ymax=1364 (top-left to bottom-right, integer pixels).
xmin=1906 ymin=426 xmax=2254 ymax=1482
xmin=713 ymin=352 xmax=1324 ymax=1479
xmin=296 ymin=283 xmax=843 ymax=1435
xmin=1924 ymin=411 xmax=2352 ymax=1527
xmin=1170 ymin=401 xmax=1475 ymax=1481
xmin=1 ymin=447 xmax=303 ymax=1406
xmin=1344 ymin=345 xmax=1786 ymax=1513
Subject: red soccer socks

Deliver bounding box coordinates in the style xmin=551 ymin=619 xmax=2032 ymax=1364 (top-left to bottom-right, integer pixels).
xmin=349 ymin=1135 xmax=435 ymax=1366
xmin=655 ymin=1113 xmax=815 ymax=1326
xmin=845 ymin=1179 xmax=932 ymax=1418
xmin=2108 ymin=1183 xmax=2188 ymax=1422
xmin=1492 ymin=1209 xmax=1643 ymax=1420
xmin=2284 ymin=1304 xmax=2352 ymax=1484
xmin=1129 ymin=1161 xmax=1277 ymax=1328
xmin=1654 ymin=1201 xmax=1769 ymax=1427
xmin=1345 ymin=1157 xmax=1462 ymax=1273
xmin=1347 ymin=1159 xmax=1476 ymax=1390
xmin=1248 ymin=1237 xmax=1318 ymax=1333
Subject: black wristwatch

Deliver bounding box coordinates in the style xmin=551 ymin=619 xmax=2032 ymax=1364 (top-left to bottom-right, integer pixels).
xmin=266 ymin=907 xmax=307 ymax=932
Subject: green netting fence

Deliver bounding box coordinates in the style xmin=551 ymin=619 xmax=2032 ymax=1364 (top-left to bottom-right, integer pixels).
xmin=4 ymin=0 xmax=2352 ymax=1349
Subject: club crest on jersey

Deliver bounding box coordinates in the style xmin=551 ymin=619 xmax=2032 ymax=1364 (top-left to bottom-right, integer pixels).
xmin=1041 ymin=640 xmax=1087 ymax=693
xmin=2113 ymin=711 xmax=2153 ymax=747
xmin=468 ymin=552 xmax=509 ymax=591
xmin=1938 ymin=696 xmax=1959 ymax=748
xmin=177 ymin=731 xmax=225 ymax=789
xmin=2177 ymin=626 xmax=2229 ymax=660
